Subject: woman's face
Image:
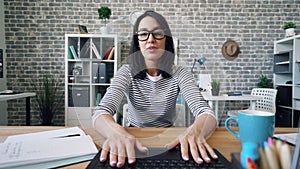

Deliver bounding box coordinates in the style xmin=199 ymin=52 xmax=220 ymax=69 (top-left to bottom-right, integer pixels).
xmin=137 ymin=16 xmax=166 ymax=66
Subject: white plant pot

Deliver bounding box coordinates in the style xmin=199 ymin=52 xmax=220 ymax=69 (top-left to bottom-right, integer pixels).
xmin=285 ymin=28 xmax=295 ymax=37
xmin=100 ymin=27 xmax=110 ymax=34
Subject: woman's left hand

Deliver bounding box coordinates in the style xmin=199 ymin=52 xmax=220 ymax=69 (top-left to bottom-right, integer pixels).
xmin=166 ymin=114 xmax=218 ymax=164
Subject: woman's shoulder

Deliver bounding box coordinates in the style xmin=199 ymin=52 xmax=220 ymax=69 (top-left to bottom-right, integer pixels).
xmin=117 ymin=64 xmax=131 ymax=74
xmin=172 ymin=65 xmax=189 ymax=75
xmin=113 ymin=64 xmax=133 ymax=79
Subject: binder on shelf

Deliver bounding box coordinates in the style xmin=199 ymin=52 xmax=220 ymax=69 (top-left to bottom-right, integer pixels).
xmin=92 ymin=63 xmax=99 ymax=83
xmin=91 ymin=42 xmax=101 ymax=59
xmin=69 ymin=46 xmax=78 ymax=59
xmin=98 ymin=63 xmax=106 ymax=83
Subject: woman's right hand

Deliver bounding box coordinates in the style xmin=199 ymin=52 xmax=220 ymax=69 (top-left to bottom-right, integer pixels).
xmin=99 ymin=126 xmax=148 ymax=168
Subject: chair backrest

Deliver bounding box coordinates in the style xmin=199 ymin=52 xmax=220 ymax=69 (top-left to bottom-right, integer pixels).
xmin=122 ymin=103 xmax=186 ymax=127
xmin=173 ymin=104 xmax=186 ymax=127
xmin=122 ymin=104 xmax=129 ymax=127
xmin=251 ymin=88 xmax=278 ymax=113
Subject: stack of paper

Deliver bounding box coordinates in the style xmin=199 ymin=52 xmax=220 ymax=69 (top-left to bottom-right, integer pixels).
xmin=0 ymin=127 xmax=98 ymax=169
xmin=273 ymin=133 xmax=298 ymax=145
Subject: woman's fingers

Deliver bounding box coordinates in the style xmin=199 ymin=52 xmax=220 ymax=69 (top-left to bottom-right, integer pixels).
xmin=109 ymin=144 xmax=118 ymax=167
xmin=188 ymin=140 xmax=203 ymax=164
xmin=165 ymin=137 xmax=180 ymax=149
xmin=116 ymin=144 xmax=126 ymax=167
xmin=176 ymin=127 xmax=218 ymax=164
xmin=100 ymin=137 xmax=148 ymax=167
xmin=100 ymin=141 xmax=110 ymax=162
xmin=135 ymin=139 xmax=148 ymax=153
xmin=203 ymin=142 xmax=218 ymax=159
xmin=197 ymin=143 xmax=210 ymax=163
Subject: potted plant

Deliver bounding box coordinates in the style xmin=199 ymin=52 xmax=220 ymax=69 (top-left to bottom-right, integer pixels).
xmin=31 ymin=74 xmax=63 ymax=125
xmin=211 ymin=79 xmax=220 ymax=96
xmin=283 ymin=22 xmax=296 ymax=37
xmin=257 ymin=75 xmax=273 ymax=88
xmin=98 ymin=6 xmax=112 ymax=34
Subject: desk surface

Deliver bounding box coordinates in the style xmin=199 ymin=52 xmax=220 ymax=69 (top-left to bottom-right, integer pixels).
xmin=201 ymin=92 xmax=262 ymax=101
xmin=0 ymin=126 xmax=298 ymax=169
xmin=0 ymin=92 xmax=36 ymax=101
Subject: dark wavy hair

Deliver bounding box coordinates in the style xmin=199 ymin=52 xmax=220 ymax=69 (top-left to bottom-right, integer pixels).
xmin=127 ymin=10 xmax=175 ymax=79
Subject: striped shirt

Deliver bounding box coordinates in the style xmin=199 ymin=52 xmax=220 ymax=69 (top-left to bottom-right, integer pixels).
xmin=92 ymin=64 xmax=215 ymax=127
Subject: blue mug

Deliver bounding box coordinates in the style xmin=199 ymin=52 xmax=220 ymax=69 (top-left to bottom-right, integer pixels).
xmin=225 ymin=110 xmax=275 ymax=147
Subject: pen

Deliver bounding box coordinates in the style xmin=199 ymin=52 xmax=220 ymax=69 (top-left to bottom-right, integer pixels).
xmin=275 ymin=139 xmax=282 ymax=152
xmin=275 ymin=139 xmax=283 ymax=167
xmin=267 ymin=137 xmax=273 ymax=145
xmin=264 ymin=141 xmax=280 ymax=169
xmin=279 ymin=142 xmax=291 ymax=169
xmin=268 ymin=137 xmax=280 ymax=162
xmin=258 ymin=147 xmax=269 ymax=169
xmin=53 ymin=134 xmax=81 ymax=138
xmin=247 ymin=157 xmax=257 ymax=169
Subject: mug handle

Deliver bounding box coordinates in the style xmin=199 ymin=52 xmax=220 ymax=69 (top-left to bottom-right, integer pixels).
xmin=225 ymin=117 xmax=240 ymax=139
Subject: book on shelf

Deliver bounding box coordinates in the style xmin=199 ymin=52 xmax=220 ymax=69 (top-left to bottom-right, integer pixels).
xmin=91 ymin=42 xmax=101 ymax=59
xmin=95 ymin=93 xmax=102 ymax=105
xmin=107 ymin=47 xmax=115 ymax=60
xmin=80 ymin=41 xmax=90 ymax=58
xmin=0 ymin=127 xmax=98 ymax=169
xmin=69 ymin=46 xmax=78 ymax=59
xmin=103 ymin=46 xmax=114 ymax=60
xmin=68 ymin=49 xmax=73 ymax=59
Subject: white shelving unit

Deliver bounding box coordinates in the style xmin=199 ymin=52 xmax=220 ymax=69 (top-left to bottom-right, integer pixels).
xmin=273 ymin=34 xmax=300 ymax=127
xmin=64 ymin=34 xmax=119 ymax=127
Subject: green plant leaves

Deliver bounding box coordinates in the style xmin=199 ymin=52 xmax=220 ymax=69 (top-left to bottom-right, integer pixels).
xmin=98 ymin=6 xmax=112 ymax=26
xmin=257 ymin=75 xmax=273 ymax=88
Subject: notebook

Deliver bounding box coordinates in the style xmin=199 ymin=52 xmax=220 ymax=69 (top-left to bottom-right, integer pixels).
xmin=274 ymin=119 xmax=300 ymax=169
xmin=86 ymin=147 xmax=231 ymax=169
xmin=291 ymin=120 xmax=300 ymax=169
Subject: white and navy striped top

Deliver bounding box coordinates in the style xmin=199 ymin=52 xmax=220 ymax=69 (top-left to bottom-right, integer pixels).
xmin=92 ymin=64 xmax=215 ymax=127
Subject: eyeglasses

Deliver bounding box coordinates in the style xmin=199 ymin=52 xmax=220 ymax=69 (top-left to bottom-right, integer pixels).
xmin=136 ymin=29 xmax=166 ymax=41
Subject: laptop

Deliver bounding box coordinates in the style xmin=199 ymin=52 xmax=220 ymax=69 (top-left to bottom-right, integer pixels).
xmin=86 ymin=147 xmax=231 ymax=169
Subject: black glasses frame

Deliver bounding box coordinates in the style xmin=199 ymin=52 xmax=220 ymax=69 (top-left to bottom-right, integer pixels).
xmin=136 ymin=29 xmax=166 ymax=41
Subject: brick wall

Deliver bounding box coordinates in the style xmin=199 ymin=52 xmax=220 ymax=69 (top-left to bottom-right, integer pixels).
xmin=4 ymin=0 xmax=300 ymax=125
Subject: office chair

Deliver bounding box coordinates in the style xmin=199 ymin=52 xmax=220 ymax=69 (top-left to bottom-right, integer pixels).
xmin=227 ymin=88 xmax=278 ymax=117
xmin=122 ymin=103 xmax=186 ymax=127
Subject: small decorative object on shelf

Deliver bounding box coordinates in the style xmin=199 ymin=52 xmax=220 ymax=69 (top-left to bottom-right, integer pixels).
xmin=283 ymin=22 xmax=296 ymax=38
xmin=211 ymin=79 xmax=220 ymax=96
xmin=78 ymin=25 xmax=88 ymax=34
xmin=98 ymin=6 xmax=112 ymax=34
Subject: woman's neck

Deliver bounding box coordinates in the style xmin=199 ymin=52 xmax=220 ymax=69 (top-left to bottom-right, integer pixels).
xmin=145 ymin=60 xmax=160 ymax=76
xmin=146 ymin=68 xmax=159 ymax=76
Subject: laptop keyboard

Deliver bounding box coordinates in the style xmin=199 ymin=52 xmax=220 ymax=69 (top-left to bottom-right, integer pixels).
xmin=95 ymin=158 xmax=228 ymax=169
xmin=87 ymin=148 xmax=231 ymax=169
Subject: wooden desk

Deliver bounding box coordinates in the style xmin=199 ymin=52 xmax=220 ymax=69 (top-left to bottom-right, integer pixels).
xmin=0 ymin=92 xmax=36 ymax=126
xmin=0 ymin=126 xmax=297 ymax=169
xmin=201 ymin=92 xmax=262 ymax=123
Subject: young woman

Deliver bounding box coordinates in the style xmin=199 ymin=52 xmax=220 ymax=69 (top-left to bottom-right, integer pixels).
xmin=92 ymin=10 xmax=218 ymax=168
